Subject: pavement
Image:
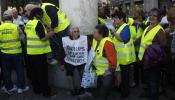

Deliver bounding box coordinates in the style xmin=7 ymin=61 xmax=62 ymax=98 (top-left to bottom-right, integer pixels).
xmin=0 ymin=85 xmax=174 ymax=100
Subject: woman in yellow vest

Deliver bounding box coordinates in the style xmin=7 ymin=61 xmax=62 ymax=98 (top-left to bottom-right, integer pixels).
xmin=25 ymin=8 xmax=55 ymax=97
xmin=0 ymin=10 xmax=29 ymax=94
xmin=138 ymin=8 xmax=167 ymax=100
xmin=92 ymin=25 xmax=117 ymax=100
xmin=112 ymin=11 xmax=136 ymax=97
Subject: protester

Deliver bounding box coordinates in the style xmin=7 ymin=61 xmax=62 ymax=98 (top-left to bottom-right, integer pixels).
xmin=138 ymin=8 xmax=167 ymax=100
xmin=132 ymin=9 xmax=147 ymax=87
xmin=24 ymin=8 xmax=55 ymax=98
xmin=41 ymin=3 xmax=71 ymax=64
xmin=0 ymin=10 xmax=29 ymax=94
xmin=25 ymin=3 xmax=71 ymax=65
xmin=92 ymin=25 xmax=117 ymax=100
xmin=112 ymin=11 xmax=136 ymax=98
xmin=60 ymin=26 xmax=89 ymax=95
xmin=98 ymin=7 xmax=107 ymax=25
xmin=167 ymin=8 xmax=175 ymax=90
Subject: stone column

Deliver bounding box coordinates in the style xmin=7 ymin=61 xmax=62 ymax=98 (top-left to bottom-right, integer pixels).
xmin=59 ymin=0 xmax=98 ymax=35
xmin=144 ymin=0 xmax=158 ymax=12
xmin=49 ymin=0 xmax=98 ymax=89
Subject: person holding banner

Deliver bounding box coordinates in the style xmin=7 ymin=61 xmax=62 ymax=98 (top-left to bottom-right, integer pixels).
xmin=60 ymin=26 xmax=89 ymax=95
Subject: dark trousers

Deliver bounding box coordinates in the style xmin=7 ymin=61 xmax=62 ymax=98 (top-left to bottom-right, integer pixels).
xmin=49 ymin=26 xmax=69 ymax=61
xmin=0 ymin=53 xmax=3 ymax=85
xmin=1 ymin=53 xmax=25 ymax=90
xmin=120 ymin=65 xmax=130 ymax=97
xmin=28 ymin=54 xmax=51 ymax=95
xmin=96 ymin=75 xmax=114 ymax=100
xmin=144 ymin=67 xmax=160 ymax=100
xmin=133 ymin=62 xmax=139 ymax=85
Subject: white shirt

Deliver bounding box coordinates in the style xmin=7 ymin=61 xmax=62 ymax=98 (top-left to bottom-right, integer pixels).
xmin=13 ymin=16 xmax=24 ymax=26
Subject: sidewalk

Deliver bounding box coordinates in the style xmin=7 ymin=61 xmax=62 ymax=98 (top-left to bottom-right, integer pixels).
xmin=0 ymin=86 xmax=173 ymax=100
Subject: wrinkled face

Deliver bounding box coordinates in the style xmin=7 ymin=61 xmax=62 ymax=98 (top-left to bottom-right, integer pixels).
xmin=12 ymin=9 xmax=18 ymax=19
xmin=149 ymin=11 xmax=159 ymax=24
xmin=24 ymin=5 xmax=33 ymax=17
xmin=70 ymin=27 xmax=80 ymax=39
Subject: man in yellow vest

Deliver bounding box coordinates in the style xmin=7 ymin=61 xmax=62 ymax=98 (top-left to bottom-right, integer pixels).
xmin=25 ymin=8 xmax=55 ymax=97
xmin=98 ymin=7 xmax=107 ymax=25
xmin=0 ymin=10 xmax=29 ymax=94
xmin=112 ymin=11 xmax=136 ymax=97
xmin=25 ymin=3 xmax=71 ymax=64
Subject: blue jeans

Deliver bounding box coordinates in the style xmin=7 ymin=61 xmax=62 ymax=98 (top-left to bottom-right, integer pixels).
xmin=1 ymin=53 xmax=25 ymax=90
xmin=49 ymin=26 xmax=70 ymax=61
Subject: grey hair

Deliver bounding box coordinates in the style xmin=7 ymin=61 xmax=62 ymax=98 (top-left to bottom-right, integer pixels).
xmin=69 ymin=26 xmax=80 ymax=33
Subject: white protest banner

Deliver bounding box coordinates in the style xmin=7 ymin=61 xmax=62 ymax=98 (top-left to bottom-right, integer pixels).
xmin=62 ymin=35 xmax=88 ymax=66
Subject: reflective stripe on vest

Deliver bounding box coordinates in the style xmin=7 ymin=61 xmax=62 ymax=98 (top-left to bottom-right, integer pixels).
xmin=25 ymin=18 xmax=51 ymax=55
xmin=93 ymin=37 xmax=112 ymax=76
xmin=138 ymin=24 xmax=163 ymax=60
xmin=0 ymin=23 xmax=22 ymax=54
xmin=113 ymin=23 xmax=136 ymax=65
xmin=41 ymin=3 xmax=70 ymax=33
xmin=0 ymin=39 xmax=19 ymax=43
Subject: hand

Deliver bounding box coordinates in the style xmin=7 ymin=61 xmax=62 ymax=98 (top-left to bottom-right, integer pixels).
xmin=103 ymin=72 xmax=112 ymax=77
xmin=60 ymin=65 xmax=65 ymax=71
xmin=41 ymin=31 xmax=55 ymax=41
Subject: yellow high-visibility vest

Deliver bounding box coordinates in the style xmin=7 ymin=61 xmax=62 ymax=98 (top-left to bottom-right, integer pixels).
xmin=143 ymin=18 xmax=149 ymax=26
xmin=113 ymin=23 xmax=136 ymax=65
xmin=98 ymin=17 xmax=106 ymax=25
xmin=41 ymin=3 xmax=70 ymax=33
xmin=25 ymin=18 xmax=51 ymax=55
xmin=92 ymin=37 xmax=115 ymax=76
xmin=127 ymin=18 xmax=134 ymax=26
xmin=130 ymin=25 xmax=144 ymax=41
xmin=0 ymin=22 xmax=22 ymax=54
xmin=138 ymin=24 xmax=164 ymax=61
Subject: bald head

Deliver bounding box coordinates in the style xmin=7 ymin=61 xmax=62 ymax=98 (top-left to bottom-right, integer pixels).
xmin=25 ymin=4 xmax=38 ymax=17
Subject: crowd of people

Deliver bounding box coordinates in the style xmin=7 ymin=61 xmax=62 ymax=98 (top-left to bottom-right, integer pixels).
xmin=0 ymin=1 xmax=175 ymax=100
